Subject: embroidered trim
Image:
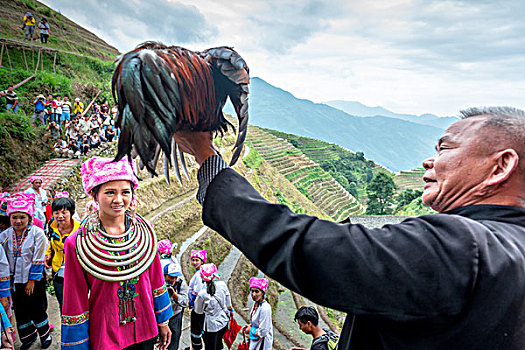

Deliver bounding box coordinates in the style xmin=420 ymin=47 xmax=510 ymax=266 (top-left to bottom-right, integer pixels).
xmin=31 ymin=260 xmax=45 ymax=265
xmin=155 ymin=303 xmax=171 ymax=314
xmin=0 ymin=277 xmax=9 ymax=281
xmin=153 ymin=285 xmax=167 ymax=297
xmin=61 ymin=337 xmax=90 ymax=346
xmin=62 ymin=311 xmax=89 ymax=325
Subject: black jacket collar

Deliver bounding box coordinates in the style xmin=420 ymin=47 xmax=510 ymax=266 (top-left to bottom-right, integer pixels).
xmin=444 ymin=204 xmax=525 ymax=228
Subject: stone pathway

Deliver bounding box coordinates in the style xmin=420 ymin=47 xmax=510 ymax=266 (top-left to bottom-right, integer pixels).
xmin=11 ymin=158 xmax=80 ymax=192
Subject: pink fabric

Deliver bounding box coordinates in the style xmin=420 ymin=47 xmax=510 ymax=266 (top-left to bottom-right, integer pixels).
xmin=33 ymin=217 xmax=44 ymax=229
xmin=191 ymin=249 xmax=207 ymax=263
xmin=62 ymin=230 xmax=165 ymax=349
xmin=30 ymin=176 xmax=43 ymax=183
xmin=54 ymin=191 xmax=70 ymax=199
xmin=200 ymin=263 xmax=219 ymax=282
xmin=249 ymin=277 xmax=269 ymax=294
xmin=6 ymin=192 xmax=36 ymax=217
xmin=80 ymin=157 xmax=139 ymax=195
xmin=157 ymin=239 xmax=173 ymax=256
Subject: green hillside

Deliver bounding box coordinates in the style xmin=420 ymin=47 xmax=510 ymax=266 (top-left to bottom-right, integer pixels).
xmin=1 ymin=0 xmax=119 ymax=60
xmin=247 ymin=126 xmax=365 ymax=221
xmin=263 ymin=128 xmax=387 ymax=200
xmin=394 ymin=168 xmax=426 ymax=192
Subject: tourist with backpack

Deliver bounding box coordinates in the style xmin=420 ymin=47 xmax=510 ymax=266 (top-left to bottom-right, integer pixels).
xmin=291 ymin=307 xmax=339 ymax=350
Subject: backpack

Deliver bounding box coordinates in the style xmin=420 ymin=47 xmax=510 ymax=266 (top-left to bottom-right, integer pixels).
xmin=313 ymin=330 xmax=339 ymax=350
xmin=326 ymin=330 xmax=339 ymax=350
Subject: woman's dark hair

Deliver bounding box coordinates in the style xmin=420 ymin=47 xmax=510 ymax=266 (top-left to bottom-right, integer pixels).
xmin=52 ymin=197 xmax=76 ymax=216
xmin=206 ymin=280 xmax=216 ymax=296
xmin=0 ymin=216 xmax=10 ymax=228
xmin=90 ymin=181 xmax=135 ymax=200
xmin=294 ymin=306 xmax=319 ymax=326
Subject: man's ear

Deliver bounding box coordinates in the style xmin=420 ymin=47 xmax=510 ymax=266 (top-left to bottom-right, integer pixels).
xmin=487 ymin=148 xmax=519 ymax=186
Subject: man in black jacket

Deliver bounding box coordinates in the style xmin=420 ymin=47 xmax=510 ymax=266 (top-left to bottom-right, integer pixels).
xmin=173 ymin=106 xmax=525 ymax=349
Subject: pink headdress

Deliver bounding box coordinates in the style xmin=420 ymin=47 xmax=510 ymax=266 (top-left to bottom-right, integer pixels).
xmin=200 ymin=263 xmax=219 ymax=282
xmin=191 ymin=249 xmax=207 ymax=263
xmin=80 ymin=157 xmax=139 ymax=195
xmin=249 ymin=277 xmax=269 ymax=294
xmin=30 ymin=176 xmax=43 ymax=183
xmin=6 ymin=192 xmax=36 ymax=217
xmin=54 ymin=191 xmax=70 ymax=199
xmin=158 ymin=239 xmax=173 ymax=256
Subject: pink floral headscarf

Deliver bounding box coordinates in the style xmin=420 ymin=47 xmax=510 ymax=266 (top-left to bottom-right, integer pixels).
xmin=158 ymin=239 xmax=173 ymax=256
xmin=54 ymin=191 xmax=70 ymax=199
xmin=249 ymin=277 xmax=269 ymax=294
xmin=191 ymin=249 xmax=207 ymax=263
xmin=30 ymin=176 xmax=43 ymax=183
xmin=6 ymin=192 xmax=36 ymax=217
xmin=81 ymin=157 xmax=139 ymax=195
xmin=200 ymin=263 xmax=219 ymax=282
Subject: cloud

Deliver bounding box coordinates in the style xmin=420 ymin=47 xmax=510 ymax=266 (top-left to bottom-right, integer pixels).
xmin=244 ymin=0 xmax=343 ymax=53
xmin=41 ymin=0 xmax=217 ymax=51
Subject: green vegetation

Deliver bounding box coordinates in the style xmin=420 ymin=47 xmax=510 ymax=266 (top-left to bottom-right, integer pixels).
xmin=242 ymin=142 xmax=263 ymax=169
xmin=396 ymin=197 xmax=435 ymax=216
xmin=247 ymin=126 xmax=365 ymax=220
xmin=366 ymin=172 xmax=397 ymax=215
xmin=263 ymin=129 xmax=383 ymax=200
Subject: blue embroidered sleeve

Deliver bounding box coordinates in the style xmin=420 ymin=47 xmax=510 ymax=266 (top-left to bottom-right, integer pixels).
xmin=0 ymin=303 xmax=11 ymax=331
xmin=0 ymin=277 xmax=10 ymax=297
xmin=28 ymin=261 xmax=44 ymax=281
xmin=61 ymin=312 xmax=90 ymax=350
xmin=153 ymin=285 xmax=173 ymax=324
xmin=249 ymin=326 xmax=259 ymax=340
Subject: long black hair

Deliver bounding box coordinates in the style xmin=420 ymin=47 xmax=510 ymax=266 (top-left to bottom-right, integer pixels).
xmin=206 ymin=280 xmax=216 ymax=296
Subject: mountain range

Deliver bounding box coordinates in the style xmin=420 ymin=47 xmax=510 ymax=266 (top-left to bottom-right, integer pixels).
xmin=323 ymin=100 xmax=458 ymax=129
xmin=225 ymin=77 xmax=456 ymax=171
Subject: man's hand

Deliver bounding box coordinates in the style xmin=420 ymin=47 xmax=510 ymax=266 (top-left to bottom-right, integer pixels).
xmin=157 ymin=324 xmax=171 ymax=350
xmin=172 ymin=130 xmax=216 ymax=165
xmin=25 ymin=280 xmax=35 ymax=296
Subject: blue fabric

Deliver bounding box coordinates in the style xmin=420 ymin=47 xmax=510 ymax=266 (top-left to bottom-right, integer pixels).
xmin=28 ymin=263 xmax=44 ymax=281
xmin=6 ymin=104 xmax=19 ymax=113
xmin=61 ymin=319 xmax=90 ymax=349
xmin=249 ymin=326 xmax=258 ymax=340
xmin=0 ymin=279 xmax=10 ymax=297
xmin=153 ymin=289 xmax=174 ymax=324
xmin=35 ymin=99 xmax=46 ymax=111
xmin=0 ymin=303 xmax=11 ymax=331
xmin=189 ymin=293 xmax=197 ymax=308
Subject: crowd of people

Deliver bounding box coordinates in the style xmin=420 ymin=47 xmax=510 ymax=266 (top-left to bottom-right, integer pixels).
xmin=0 ymin=156 xmax=329 ymax=350
xmin=36 ymin=95 xmax=119 ymax=158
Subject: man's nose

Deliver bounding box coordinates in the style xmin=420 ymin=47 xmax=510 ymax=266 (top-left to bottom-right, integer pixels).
xmin=422 ymin=157 xmax=434 ymax=170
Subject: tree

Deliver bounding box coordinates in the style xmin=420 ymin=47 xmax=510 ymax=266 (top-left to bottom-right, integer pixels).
xmin=366 ymin=172 xmax=397 ymax=215
xmin=395 ymin=189 xmax=423 ymax=212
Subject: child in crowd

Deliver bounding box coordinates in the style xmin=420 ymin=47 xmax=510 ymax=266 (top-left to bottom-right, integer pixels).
xmin=163 ymin=262 xmax=189 ymax=350
xmin=188 ymin=249 xmax=207 ymax=350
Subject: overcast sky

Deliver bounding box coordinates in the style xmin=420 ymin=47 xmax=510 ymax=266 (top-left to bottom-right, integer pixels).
xmin=40 ymin=0 xmax=525 ymax=116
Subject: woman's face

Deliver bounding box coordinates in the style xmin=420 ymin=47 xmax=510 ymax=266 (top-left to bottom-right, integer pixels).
xmin=10 ymin=212 xmax=30 ymax=232
xmin=53 ymin=207 xmax=71 ymax=227
xmin=32 ymin=180 xmax=42 ymax=190
xmin=95 ymin=180 xmax=132 ymax=220
xmin=250 ymin=288 xmax=264 ymax=302
xmin=191 ymin=257 xmax=203 ymax=269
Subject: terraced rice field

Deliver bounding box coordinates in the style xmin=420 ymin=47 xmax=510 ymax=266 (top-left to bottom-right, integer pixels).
xmin=247 ymin=127 xmax=365 ymax=221
xmin=394 ymin=168 xmax=425 ymax=192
